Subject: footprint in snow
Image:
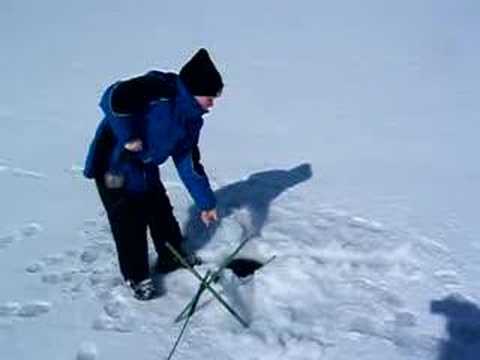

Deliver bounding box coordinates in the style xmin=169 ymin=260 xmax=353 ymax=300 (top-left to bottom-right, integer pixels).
xmin=76 ymin=342 xmax=98 ymax=360
xmin=0 ymin=233 xmax=17 ymax=250
xmin=92 ymin=294 xmax=137 ymax=333
xmin=0 ymin=301 xmax=51 ymax=318
xmin=17 ymin=301 xmax=52 ymax=317
xmin=0 ymin=223 xmax=42 ymax=251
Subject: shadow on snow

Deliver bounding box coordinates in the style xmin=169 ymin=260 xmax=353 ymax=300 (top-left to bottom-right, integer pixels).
xmin=183 ymin=162 xmax=313 ymax=251
xmin=431 ymin=294 xmax=480 ymax=360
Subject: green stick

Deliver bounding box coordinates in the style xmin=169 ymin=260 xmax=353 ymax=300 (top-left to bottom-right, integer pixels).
xmin=166 ymin=271 xmax=211 ymax=360
xmin=176 ymin=254 xmax=277 ymax=324
xmin=174 ymin=235 xmax=255 ymax=323
xmin=165 ymin=242 xmax=249 ymax=328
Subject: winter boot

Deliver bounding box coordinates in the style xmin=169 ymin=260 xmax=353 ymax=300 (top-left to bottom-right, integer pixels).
xmin=128 ymin=278 xmax=157 ymax=301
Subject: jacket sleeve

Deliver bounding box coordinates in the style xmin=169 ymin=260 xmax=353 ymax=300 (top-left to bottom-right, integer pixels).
xmin=172 ymin=145 xmax=216 ymax=211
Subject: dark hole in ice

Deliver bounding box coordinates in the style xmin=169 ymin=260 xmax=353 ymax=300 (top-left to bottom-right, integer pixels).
xmin=225 ymin=258 xmax=264 ymax=278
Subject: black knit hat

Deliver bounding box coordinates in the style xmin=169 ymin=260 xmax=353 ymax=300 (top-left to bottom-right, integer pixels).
xmin=179 ymin=48 xmax=224 ymax=97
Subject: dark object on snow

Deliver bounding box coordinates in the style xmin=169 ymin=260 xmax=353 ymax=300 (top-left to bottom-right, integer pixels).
xmin=225 ymin=258 xmax=264 ymax=278
xmin=179 ymin=48 xmax=224 ymax=97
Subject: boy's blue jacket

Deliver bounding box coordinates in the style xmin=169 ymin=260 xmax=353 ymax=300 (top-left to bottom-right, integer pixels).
xmin=83 ymin=71 xmax=216 ymax=211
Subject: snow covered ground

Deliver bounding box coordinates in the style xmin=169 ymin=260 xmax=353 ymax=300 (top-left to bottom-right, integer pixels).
xmin=1 ymin=1 xmax=479 ymax=359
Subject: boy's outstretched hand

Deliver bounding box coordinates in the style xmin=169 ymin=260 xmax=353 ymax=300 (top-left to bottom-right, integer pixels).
xmin=201 ymin=209 xmax=218 ymax=227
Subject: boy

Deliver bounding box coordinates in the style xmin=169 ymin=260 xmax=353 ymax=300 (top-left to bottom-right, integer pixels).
xmin=83 ymin=49 xmax=223 ymax=300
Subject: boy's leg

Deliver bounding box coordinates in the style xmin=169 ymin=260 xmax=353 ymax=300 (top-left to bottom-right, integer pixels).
xmin=95 ymin=179 xmax=150 ymax=284
xmin=146 ymin=182 xmax=185 ymax=256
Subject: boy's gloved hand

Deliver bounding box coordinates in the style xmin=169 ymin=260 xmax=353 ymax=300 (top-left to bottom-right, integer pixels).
xmin=124 ymin=139 xmax=143 ymax=152
xmin=201 ymin=209 xmax=218 ymax=227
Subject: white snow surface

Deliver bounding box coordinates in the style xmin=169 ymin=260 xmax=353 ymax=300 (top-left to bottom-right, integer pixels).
xmin=1 ymin=1 xmax=480 ymax=359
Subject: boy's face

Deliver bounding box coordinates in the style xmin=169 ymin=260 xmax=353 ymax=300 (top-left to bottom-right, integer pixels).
xmin=194 ymin=96 xmax=218 ymax=111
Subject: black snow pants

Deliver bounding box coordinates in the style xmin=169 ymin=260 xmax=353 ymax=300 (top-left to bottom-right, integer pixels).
xmin=95 ymin=178 xmax=184 ymax=284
